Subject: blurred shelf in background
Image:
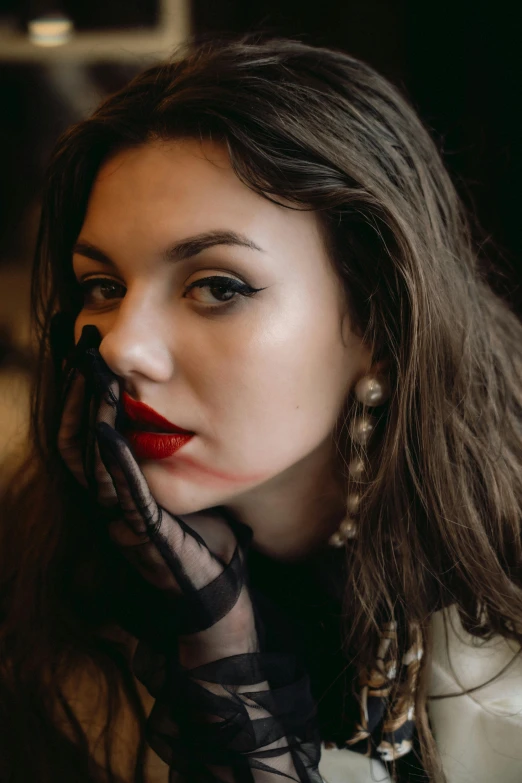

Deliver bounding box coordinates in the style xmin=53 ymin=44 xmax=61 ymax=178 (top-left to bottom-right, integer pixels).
xmin=0 ymin=0 xmax=192 ymax=473
xmin=0 ymin=0 xmax=190 ymax=62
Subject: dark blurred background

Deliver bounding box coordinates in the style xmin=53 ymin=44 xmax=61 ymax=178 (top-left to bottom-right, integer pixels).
xmin=0 ymin=0 xmax=520 ymax=471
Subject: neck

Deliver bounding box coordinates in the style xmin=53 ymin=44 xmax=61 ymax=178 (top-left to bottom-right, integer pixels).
xmin=221 ymin=437 xmax=347 ymax=562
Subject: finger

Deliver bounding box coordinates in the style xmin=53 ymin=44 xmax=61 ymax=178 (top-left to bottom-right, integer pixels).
xmin=97 ymin=423 xmax=224 ymax=591
xmin=97 ymin=422 xmax=159 ymax=539
xmin=82 ymin=344 xmax=118 ymax=403
xmin=97 ymin=375 xmax=120 ymax=428
xmin=73 ymin=324 xmax=102 ymax=363
xmin=97 ymin=429 xmax=182 ymax=592
xmin=108 ymin=517 xmax=181 ymax=593
xmin=93 ymin=438 xmax=118 ymax=507
xmin=57 ymin=368 xmax=88 ymax=487
xmin=56 ymin=324 xmax=103 ymax=487
xmin=66 ymin=324 xmax=103 ymax=387
xmin=94 ymin=376 xmax=120 ymax=507
xmin=72 ymin=331 xmax=121 ymax=506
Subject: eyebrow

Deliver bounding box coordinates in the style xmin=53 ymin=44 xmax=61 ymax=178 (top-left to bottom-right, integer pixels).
xmin=72 ymin=230 xmax=265 ymax=266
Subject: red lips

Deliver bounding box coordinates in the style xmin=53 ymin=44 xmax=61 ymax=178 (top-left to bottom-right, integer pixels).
xmin=121 ymin=392 xmax=194 ymax=460
xmin=122 ymin=392 xmax=193 ymax=434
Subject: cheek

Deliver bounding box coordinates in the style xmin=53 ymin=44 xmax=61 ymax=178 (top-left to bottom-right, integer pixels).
xmin=202 ymin=337 xmax=347 ymax=466
xmin=131 ymin=338 xmax=349 ymax=515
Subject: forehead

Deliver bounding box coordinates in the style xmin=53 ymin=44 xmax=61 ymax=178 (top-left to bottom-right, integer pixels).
xmin=82 ymin=138 xmax=324 ymax=254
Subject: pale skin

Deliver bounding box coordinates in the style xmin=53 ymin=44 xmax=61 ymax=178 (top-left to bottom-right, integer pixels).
xmin=71 ymin=138 xmax=377 ymax=780
xmin=73 ymin=137 xmax=376 ymax=565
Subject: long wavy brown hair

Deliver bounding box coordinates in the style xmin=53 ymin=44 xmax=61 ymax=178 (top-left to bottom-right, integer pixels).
xmin=1 ymin=34 xmax=522 ymax=783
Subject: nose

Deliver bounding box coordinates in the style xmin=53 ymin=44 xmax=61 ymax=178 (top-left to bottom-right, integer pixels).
xmin=99 ymin=293 xmax=174 ymax=385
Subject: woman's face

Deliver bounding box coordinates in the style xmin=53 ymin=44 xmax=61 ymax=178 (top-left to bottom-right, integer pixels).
xmin=73 ymin=139 xmax=371 ymax=554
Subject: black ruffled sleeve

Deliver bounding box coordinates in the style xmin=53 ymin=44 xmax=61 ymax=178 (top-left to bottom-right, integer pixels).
xmin=132 ymin=633 xmax=323 ymax=782
xmin=54 ymin=324 xmax=327 ymax=781
xmin=122 ymin=545 xmax=361 ymax=782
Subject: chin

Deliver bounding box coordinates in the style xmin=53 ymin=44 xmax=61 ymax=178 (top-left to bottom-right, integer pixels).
xmin=139 ymin=460 xmax=224 ymax=517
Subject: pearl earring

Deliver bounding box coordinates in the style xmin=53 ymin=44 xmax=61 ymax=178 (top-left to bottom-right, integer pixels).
xmin=328 ymin=373 xmax=390 ymax=548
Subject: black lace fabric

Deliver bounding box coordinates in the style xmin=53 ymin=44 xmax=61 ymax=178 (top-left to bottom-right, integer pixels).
xmin=128 ymin=541 xmax=359 ymax=783
xmin=126 ymin=545 xmax=327 ymax=782
xmin=54 ymin=322 xmax=426 ymax=782
xmin=55 ymin=323 xmax=326 ymax=783
xmin=134 ymin=648 xmax=322 ymax=782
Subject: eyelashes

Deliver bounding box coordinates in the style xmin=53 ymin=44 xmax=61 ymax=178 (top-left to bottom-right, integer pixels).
xmin=77 ymin=274 xmax=266 ymax=311
xmin=183 ymin=275 xmax=265 ymax=306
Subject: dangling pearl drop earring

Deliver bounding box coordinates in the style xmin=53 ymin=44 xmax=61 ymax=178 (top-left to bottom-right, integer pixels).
xmin=328 ymin=374 xmax=391 ymax=547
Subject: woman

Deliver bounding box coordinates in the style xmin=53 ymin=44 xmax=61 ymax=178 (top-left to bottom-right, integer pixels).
xmin=1 ymin=35 xmax=522 ymax=783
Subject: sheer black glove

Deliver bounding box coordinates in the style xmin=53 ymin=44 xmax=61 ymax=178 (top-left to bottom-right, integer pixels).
xmin=54 ymin=321 xmax=323 ymax=782
xmin=55 ymin=323 xmax=258 ymax=645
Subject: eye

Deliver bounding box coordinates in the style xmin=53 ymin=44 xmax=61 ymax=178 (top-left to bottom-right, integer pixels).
xmin=183 ymin=275 xmax=264 ymax=308
xmin=79 ymin=277 xmax=126 ymax=309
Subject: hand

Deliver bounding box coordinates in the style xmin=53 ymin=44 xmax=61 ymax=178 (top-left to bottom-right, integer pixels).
xmin=55 ymin=323 xmax=258 ymax=658
xmin=53 ymin=322 xmax=322 ymax=783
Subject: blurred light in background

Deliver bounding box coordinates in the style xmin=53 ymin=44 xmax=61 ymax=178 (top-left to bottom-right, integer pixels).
xmin=0 ymin=0 xmax=191 ymax=475
xmin=0 ymin=0 xmax=519 ymax=479
xmin=28 ymin=13 xmax=74 ymax=47
xmin=0 ymin=0 xmax=189 ymax=61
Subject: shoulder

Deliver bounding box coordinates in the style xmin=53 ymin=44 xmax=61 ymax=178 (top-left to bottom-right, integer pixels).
xmin=428 ymin=605 xmax=522 ymax=783
xmin=318 ymin=746 xmax=391 ymax=782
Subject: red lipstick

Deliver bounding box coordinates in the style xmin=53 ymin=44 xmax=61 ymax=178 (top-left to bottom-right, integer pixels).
xmin=121 ymin=392 xmax=194 ymax=460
